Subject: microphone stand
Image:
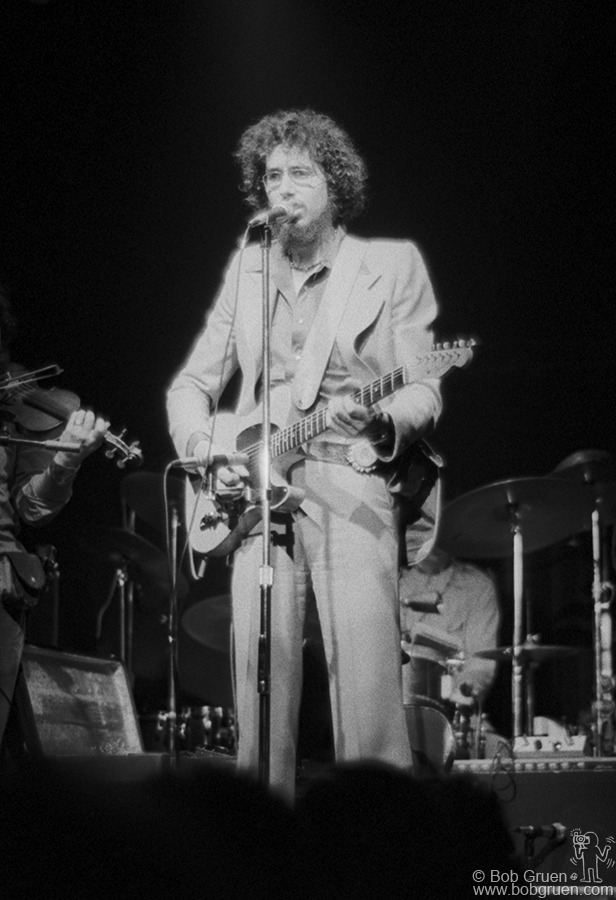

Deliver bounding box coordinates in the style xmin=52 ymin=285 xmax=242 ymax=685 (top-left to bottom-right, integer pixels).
xmin=257 ymin=223 xmax=274 ymax=789
xmin=163 ymin=501 xmax=182 ymax=760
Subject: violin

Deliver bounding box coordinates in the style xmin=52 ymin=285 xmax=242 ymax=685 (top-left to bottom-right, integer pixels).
xmin=0 ymin=363 xmax=143 ymax=468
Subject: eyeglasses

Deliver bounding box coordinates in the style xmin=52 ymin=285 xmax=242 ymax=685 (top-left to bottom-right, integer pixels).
xmin=262 ymin=166 xmax=325 ymax=191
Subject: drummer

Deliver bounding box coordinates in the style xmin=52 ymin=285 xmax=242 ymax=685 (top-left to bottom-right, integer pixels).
xmin=399 ymin=545 xmax=500 ymax=709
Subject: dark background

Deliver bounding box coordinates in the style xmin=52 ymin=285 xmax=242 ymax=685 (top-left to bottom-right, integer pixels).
xmin=1 ymin=1 xmax=614 ymax=733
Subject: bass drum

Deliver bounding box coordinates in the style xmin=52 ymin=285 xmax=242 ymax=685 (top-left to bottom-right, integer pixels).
xmin=404 ymin=699 xmax=456 ymax=775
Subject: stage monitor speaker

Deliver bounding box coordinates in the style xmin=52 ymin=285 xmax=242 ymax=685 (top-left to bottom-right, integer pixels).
xmin=17 ymin=644 xmax=144 ymax=757
xmin=453 ymin=758 xmax=616 ymax=883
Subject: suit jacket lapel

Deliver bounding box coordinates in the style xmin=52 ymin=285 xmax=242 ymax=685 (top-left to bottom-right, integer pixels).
xmin=292 ymin=235 xmax=370 ymax=411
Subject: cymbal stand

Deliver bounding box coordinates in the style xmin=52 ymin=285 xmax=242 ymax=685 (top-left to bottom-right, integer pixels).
xmin=509 ymin=503 xmax=525 ymax=739
xmin=95 ymin=559 xmax=133 ymax=677
xmin=524 ymin=657 xmax=538 ymax=737
xmin=591 ymin=506 xmax=615 ymax=755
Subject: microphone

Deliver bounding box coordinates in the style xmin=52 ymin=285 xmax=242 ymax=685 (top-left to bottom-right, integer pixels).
xmin=248 ymin=203 xmax=295 ymax=227
xmin=513 ymin=823 xmax=567 ymax=841
xmin=171 ymin=452 xmax=250 ymax=471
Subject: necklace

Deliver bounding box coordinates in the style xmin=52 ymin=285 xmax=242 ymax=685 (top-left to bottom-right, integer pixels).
xmin=288 ymin=258 xmax=323 ymax=272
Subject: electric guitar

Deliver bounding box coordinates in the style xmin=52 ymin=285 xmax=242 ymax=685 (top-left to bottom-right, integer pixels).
xmin=185 ymin=339 xmax=476 ymax=557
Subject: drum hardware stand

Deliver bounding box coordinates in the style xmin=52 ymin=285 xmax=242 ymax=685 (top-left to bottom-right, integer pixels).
xmin=95 ymin=559 xmax=135 ymax=680
xmin=590 ymin=505 xmax=615 ymax=756
xmin=503 ymin=507 xmax=551 ymax=741
xmin=501 ymin=503 xmax=543 ymax=740
xmin=509 ymin=502 xmax=526 ymax=739
xmin=93 ymin=508 xmax=141 ymax=683
xmin=523 ymin=653 xmax=539 ymax=737
xmin=94 ymin=506 xmax=139 ymax=687
xmin=452 ymin=706 xmax=472 ymax=759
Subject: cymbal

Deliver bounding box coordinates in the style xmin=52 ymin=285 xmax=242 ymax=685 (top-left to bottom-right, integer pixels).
xmin=475 ymin=644 xmax=581 ymax=663
xmin=437 ymin=477 xmax=594 ymax=559
xmin=83 ymin=527 xmax=188 ymax=599
xmin=551 ymin=450 xmax=616 ymax=525
xmin=181 ymin=594 xmax=232 ymax=654
xmin=121 ymin=472 xmax=184 ymax=532
xmin=552 ymin=449 xmax=616 ymax=486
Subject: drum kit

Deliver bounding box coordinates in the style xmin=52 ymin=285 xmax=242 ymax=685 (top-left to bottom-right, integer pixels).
xmin=432 ymin=448 xmax=616 ymax=758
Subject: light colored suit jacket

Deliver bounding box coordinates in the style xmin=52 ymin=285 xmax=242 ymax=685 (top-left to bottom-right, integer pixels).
xmin=167 ymin=233 xmax=442 ymax=459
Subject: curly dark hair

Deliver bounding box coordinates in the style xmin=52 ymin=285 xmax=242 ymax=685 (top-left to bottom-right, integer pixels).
xmin=234 ymin=109 xmax=368 ymax=225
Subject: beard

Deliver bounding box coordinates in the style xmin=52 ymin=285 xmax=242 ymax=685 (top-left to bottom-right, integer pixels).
xmin=274 ymin=202 xmax=335 ymax=255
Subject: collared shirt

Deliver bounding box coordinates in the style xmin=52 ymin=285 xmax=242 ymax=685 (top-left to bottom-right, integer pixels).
xmin=268 ymin=229 xmax=357 ymax=422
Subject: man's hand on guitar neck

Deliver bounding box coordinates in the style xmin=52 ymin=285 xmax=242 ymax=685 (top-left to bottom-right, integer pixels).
xmin=327 ymin=396 xmax=394 ymax=446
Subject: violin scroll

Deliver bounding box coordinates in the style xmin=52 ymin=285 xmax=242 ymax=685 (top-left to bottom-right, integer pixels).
xmin=103 ymin=428 xmax=143 ymax=468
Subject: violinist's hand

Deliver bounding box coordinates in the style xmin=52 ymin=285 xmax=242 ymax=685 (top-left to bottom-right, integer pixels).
xmin=54 ymin=409 xmax=109 ymax=468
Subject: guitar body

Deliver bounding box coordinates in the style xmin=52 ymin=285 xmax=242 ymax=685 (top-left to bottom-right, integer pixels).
xmin=185 ymin=413 xmax=305 ymax=557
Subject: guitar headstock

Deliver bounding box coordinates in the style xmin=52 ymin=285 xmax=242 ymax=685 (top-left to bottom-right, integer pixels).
xmin=406 ymin=338 xmax=479 ymax=379
xmin=432 ymin=337 xmax=478 ymax=364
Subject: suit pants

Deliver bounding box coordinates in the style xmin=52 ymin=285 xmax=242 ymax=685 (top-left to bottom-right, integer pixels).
xmin=231 ymin=460 xmax=412 ymax=800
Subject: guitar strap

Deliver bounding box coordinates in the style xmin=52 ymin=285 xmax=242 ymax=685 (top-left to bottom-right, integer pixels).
xmin=291 ymin=236 xmax=369 ymax=412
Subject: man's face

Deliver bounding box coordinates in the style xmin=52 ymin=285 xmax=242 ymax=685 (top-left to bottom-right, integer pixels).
xmin=263 ymin=145 xmax=333 ymax=244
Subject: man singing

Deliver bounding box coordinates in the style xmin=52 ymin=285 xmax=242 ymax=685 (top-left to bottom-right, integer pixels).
xmin=167 ymin=109 xmax=442 ymax=800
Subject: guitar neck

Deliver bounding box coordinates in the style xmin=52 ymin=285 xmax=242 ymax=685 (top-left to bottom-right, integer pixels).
xmin=261 ymin=340 xmax=474 ymax=461
xmin=270 ymin=365 xmax=406 ymax=459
